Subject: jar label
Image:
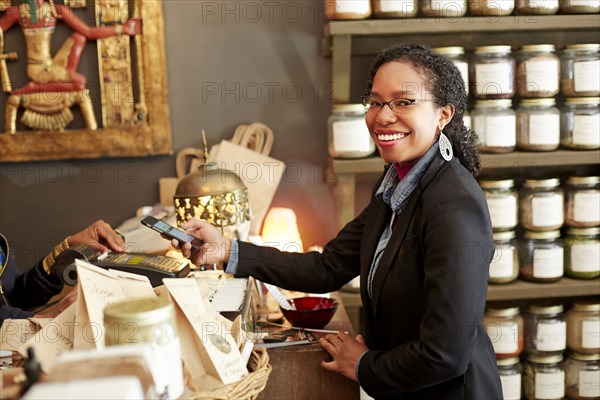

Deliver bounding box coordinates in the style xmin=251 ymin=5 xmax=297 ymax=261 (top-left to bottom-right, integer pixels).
xmin=475 ymin=63 xmax=513 ymax=96
xmin=500 ymin=373 xmax=521 ymax=400
xmin=571 ymin=242 xmax=600 ymax=272
xmin=491 ymin=247 xmax=515 ymax=278
xmin=484 ymin=115 xmax=516 ymax=147
xmin=151 ymin=338 xmax=185 ymax=398
xmin=533 ymin=248 xmax=564 ymax=278
xmin=574 ymin=191 xmax=600 ymax=223
xmin=379 ymin=0 xmax=415 ymax=13
xmin=573 ymin=114 xmax=600 ymax=146
xmin=582 ymin=319 xmax=600 ymax=349
xmin=535 ymin=371 xmax=565 ymax=399
xmin=574 ymin=60 xmax=600 ymax=93
xmin=531 ymin=194 xmax=563 ymax=227
xmin=529 ymin=114 xmax=560 ymax=145
xmin=464 ymin=114 xmax=472 ymax=130
xmin=487 ymin=196 xmax=517 ymax=229
xmin=455 ymin=61 xmax=469 ymax=94
xmin=536 ymin=321 xmax=566 ymax=352
xmin=486 ymin=321 xmax=519 ymax=354
xmin=334 ymin=0 xmax=370 ymax=14
xmin=570 ymin=0 xmax=599 ymax=7
xmin=525 ymin=60 xmax=559 ymax=93
xmin=579 ymin=370 xmax=600 ymax=398
xmin=332 ymin=120 xmax=372 ymax=153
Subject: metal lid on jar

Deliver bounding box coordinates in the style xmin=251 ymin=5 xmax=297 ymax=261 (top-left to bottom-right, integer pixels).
xmin=523 ymin=178 xmax=560 ymax=188
xmin=475 ymin=99 xmax=513 ymax=108
xmin=527 ymin=354 xmax=563 ymax=364
xmin=332 ymin=103 xmax=366 ymax=113
xmin=572 ymin=301 xmax=600 ymax=312
xmin=569 ymin=352 xmax=600 ymax=361
xmin=493 ymin=230 xmax=516 ymax=241
xmin=480 ymin=179 xmax=515 ymax=189
xmin=519 ymin=98 xmax=556 ymax=106
xmin=497 ymin=357 xmax=520 ymax=366
xmin=520 ymin=44 xmax=555 ymax=53
xmin=104 ymin=297 xmax=174 ymax=327
xmin=567 ymin=176 xmax=600 ymax=185
xmin=565 ymin=43 xmax=600 ymax=52
xmin=524 ymin=230 xmax=561 ymax=239
xmin=566 ymin=227 xmax=600 ymax=236
xmin=565 ymin=97 xmax=600 ymax=105
xmin=432 ymin=46 xmax=465 ymax=55
xmin=486 ymin=306 xmax=520 ymax=317
xmin=528 ymin=303 xmax=564 ymax=315
xmin=474 ymin=45 xmax=512 ymax=54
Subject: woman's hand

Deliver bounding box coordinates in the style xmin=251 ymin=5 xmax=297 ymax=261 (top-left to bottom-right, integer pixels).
xmin=172 ymin=219 xmax=231 ymax=266
xmin=68 ymin=220 xmax=125 ymax=253
xmin=319 ymin=331 xmax=369 ymax=381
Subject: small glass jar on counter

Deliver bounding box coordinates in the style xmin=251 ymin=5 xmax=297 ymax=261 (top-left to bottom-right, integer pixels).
xmin=564 ymin=227 xmax=600 ymax=279
xmin=565 ymin=352 xmax=600 ymax=400
xmin=561 ymin=97 xmax=600 ymax=150
xmin=516 ymin=0 xmax=559 ymax=14
xmin=517 ymin=44 xmax=560 ymax=98
xmin=328 ymin=104 xmax=375 ymax=158
xmin=490 ymin=231 xmax=519 ymax=284
xmin=524 ymin=354 xmax=565 ymax=400
xmin=470 ymin=0 xmax=515 ymax=16
xmin=324 ymin=0 xmax=371 ymax=20
xmin=519 ymin=178 xmax=564 ymax=231
xmin=497 ymin=357 xmax=523 ymax=400
xmin=473 ymin=99 xmax=516 ymax=153
xmin=561 ymin=44 xmax=600 ymax=97
xmin=484 ymin=306 xmax=524 ymax=359
xmin=559 ymin=0 xmax=600 ymax=14
xmin=432 ymin=46 xmax=469 ymax=94
xmin=420 ymin=0 xmax=467 ymax=17
xmin=567 ymin=302 xmax=600 ymax=354
xmin=519 ymin=230 xmax=564 ymax=282
xmin=471 ymin=46 xmax=516 ymax=99
xmin=516 ymin=98 xmax=561 ymax=151
xmin=481 ymin=179 xmax=518 ymax=231
xmin=524 ymin=304 xmax=567 ymax=355
xmin=372 ymin=0 xmax=417 ymax=18
xmin=565 ymin=176 xmax=600 ymax=228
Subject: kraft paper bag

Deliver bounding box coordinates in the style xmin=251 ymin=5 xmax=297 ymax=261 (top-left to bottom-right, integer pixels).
xmin=209 ymin=140 xmax=285 ymax=235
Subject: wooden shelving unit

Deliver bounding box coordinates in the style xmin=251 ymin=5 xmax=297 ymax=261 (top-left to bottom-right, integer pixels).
xmin=487 ymin=278 xmax=600 ymax=301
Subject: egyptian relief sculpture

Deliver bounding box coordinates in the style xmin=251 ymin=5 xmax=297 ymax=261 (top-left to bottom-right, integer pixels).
xmin=0 ymin=0 xmax=142 ymax=133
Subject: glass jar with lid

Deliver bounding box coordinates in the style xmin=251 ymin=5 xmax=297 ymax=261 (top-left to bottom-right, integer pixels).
xmin=561 ymin=44 xmax=600 ymax=97
xmin=464 ymin=110 xmax=472 ymax=130
xmin=524 ymin=354 xmax=565 ymax=400
xmin=516 ymin=0 xmax=559 ymax=14
xmin=470 ymin=0 xmax=515 ymax=16
xmin=328 ymin=104 xmax=375 ymax=158
xmin=420 ymin=0 xmax=467 ymax=17
xmin=490 ymin=230 xmax=519 ymax=284
xmin=565 ymin=352 xmax=600 ymax=400
xmin=471 ymin=45 xmax=516 ymax=99
xmin=559 ymin=0 xmax=600 ymax=14
xmin=481 ymin=179 xmax=518 ymax=231
xmin=516 ymin=98 xmax=560 ymax=151
xmin=472 ymin=99 xmax=516 ymax=153
xmin=372 ymin=0 xmax=417 ymax=18
xmin=432 ymin=46 xmax=469 ymax=95
xmin=497 ymin=357 xmax=523 ymax=400
xmin=564 ymin=227 xmax=600 ymax=279
xmin=519 ymin=230 xmax=564 ymax=282
xmin=524 ymin=303 xmax=567 ymax=355
xmin=565 ymin=176 xmax=600 ymax=228
xmin=519 ymin=178 xmax=564 ymax=231
xmin=517 ymin=44 xmax=560 ymax=98
xmin=484 ymin=306 xmax=524 ymax=359
xmin=567 ymin=302 xmax=600 ymax=354
xmin=561 ymin=97 xmax=600 ymax=150
xmin=324 ymin=0 xmax=371 ymax=20
xmin=104 ymin=297 xmax=184 ymax=399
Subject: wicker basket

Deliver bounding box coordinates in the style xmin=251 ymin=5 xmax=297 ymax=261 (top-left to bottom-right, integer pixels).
xmin=186 ymin=347 xmax=271 ymax=400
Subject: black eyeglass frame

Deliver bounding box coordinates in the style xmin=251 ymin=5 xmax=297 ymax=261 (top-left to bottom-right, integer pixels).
xmin=361 ymin=96 xmax=432 ymax=112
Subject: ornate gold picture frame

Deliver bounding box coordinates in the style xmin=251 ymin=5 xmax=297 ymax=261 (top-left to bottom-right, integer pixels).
xmin=0 ymin=0 xmax=171 ymax=162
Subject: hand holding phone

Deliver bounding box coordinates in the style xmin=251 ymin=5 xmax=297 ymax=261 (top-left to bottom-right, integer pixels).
xmin=141 ymin=216 xmax=203 ymax=251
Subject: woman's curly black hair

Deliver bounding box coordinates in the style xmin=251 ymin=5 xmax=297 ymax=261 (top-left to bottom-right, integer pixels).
xmin=365 ymin=43 xmax=481 ymax=176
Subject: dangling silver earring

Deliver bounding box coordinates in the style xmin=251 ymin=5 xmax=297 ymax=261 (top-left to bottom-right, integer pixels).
xmin=439 ymin=132 xmax=453 ymax=161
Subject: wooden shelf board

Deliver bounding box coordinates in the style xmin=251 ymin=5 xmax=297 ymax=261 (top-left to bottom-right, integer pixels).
xmin=487 ymin=278 xmax=600 ymax=301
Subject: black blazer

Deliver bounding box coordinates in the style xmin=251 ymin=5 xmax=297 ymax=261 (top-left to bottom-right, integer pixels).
xmin=235 ymin=153 xmax=503 ymax=400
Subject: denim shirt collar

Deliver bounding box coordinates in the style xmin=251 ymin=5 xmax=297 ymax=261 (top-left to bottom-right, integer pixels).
xmin=376 ymin=142 xmax=439 ymax=215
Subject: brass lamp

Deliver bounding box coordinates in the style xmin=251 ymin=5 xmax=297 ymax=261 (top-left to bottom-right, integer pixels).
xmin=174 ymin=131 xmax=251 ymax=241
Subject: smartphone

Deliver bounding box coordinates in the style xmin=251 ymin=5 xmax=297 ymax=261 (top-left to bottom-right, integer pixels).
xmin=141 ymin=216 xmax=203 ymax=251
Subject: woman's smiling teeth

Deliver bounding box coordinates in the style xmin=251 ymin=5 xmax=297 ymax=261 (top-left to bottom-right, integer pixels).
xmin=377 ymin=132 xmax=408 ymax=141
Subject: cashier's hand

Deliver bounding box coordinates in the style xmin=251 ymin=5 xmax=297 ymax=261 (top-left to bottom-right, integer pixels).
xmin=173 ymin=218 xmax=231 ymax=266
xmin=68 ymin=220 xmax=125 ymax=253
xmin=320 ymin=331 xmax=368 ymax=381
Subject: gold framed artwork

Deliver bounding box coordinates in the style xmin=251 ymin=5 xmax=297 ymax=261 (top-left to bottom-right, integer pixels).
xmin=0 ymin=0 xmax=171 ymax=162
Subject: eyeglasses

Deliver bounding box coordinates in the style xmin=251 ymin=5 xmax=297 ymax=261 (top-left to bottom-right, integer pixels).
xmin=361 ymin=96 xmax=431 ymax=112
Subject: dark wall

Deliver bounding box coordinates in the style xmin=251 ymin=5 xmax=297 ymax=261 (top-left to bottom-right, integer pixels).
xmin=0 ymin=0 xmax=342 ymax=268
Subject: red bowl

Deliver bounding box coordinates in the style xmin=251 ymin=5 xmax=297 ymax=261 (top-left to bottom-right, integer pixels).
xmin=281 ymin=296 xmax=339 ymax=329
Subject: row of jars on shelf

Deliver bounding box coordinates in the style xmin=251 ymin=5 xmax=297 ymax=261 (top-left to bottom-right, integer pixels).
xmin=484 ymin=301 xmax=599 ymax=399
xmin=325 ymin=0 xmax=600 ymax=20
